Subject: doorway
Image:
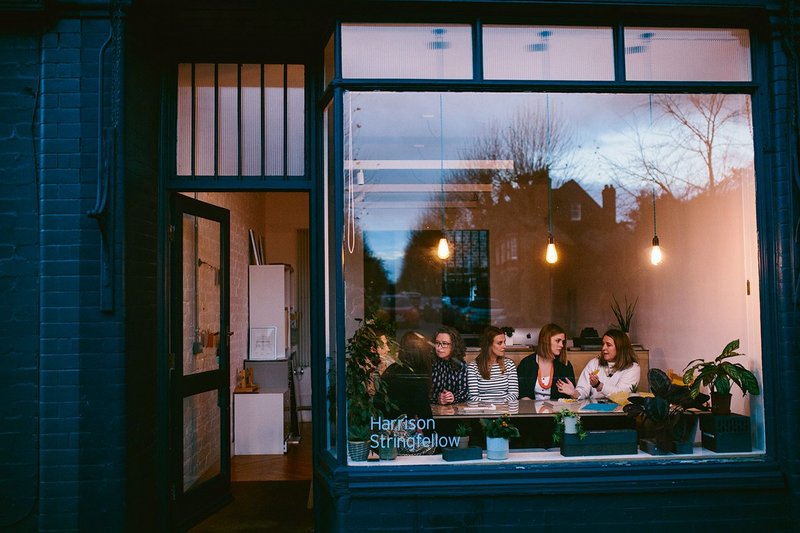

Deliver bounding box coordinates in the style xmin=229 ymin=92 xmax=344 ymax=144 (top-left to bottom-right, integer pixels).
xmin=171 ymin=191 xmax=313 ymax=529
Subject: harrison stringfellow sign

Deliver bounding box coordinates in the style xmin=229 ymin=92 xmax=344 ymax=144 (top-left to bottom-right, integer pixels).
xmin=369 ymin=417 xmax=461 ymax=449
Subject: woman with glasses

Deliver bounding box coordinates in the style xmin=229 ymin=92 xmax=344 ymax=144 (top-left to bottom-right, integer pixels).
xmin=430 ymin=326 xmax=468 ymax=405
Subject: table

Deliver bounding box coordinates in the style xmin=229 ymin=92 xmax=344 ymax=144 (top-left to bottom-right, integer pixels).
xmin=431 ymin=399 xmax=626 ymax=419
xmin=431 ymin=399 xmax=631 ymax=449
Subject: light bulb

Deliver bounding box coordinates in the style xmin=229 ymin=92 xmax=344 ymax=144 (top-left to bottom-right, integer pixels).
xmin=437 ymin=237 xmax=450 ymax=260
xmin=545 ymin=236 xmax=558 ymax=264
xmin=650 ymin=236 xmax=663 ymax=265
xmin=356 ymin=169 xmax=365 ymax=185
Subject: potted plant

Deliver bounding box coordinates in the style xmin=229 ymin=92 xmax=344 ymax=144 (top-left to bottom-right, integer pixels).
xmin=624 ymin=368 xmax=709 ymax=454
xmin=500 ymin=326 xmax=515 ymax=345
xmin=345 ymin=318 xmax=394 ymax=461
xmin=455 ymin=423 xmax=472 ymax=449
xmin=480 ymin=414 xmax=519 ymax=460
xmin=552 ymin=408 xmax=587 ymax=444
xmin=347 ymin=423 xmax=371 ymax=461
xmin=682 ymin=339 xmax=760 ymax=414
xmin=610 ymin=295 xmax=638 ymax=335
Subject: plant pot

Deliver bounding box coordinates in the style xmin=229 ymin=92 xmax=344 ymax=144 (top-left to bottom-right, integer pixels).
xmin=563 ymin=417 xmax=578 ymax=434
xmin=710 ymin=392 xmax=732 ymax=415
xmin=486 ymin=437 xmax=510 ymax=460
xmin=457 ymin=436 xmax=470 ymax=449
xmin=378 ymin=441 xmax=398 ymax=461
xmin=347 ymin=440 xmax=370 ymax=462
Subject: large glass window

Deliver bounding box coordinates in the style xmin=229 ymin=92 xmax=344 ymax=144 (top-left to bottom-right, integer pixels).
xmin=341 ymin=90 xmax=762 ymax=463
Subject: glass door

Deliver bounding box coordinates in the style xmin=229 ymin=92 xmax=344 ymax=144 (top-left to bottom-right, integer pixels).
xmin=169 ymin=193 xmax=231 ymax=527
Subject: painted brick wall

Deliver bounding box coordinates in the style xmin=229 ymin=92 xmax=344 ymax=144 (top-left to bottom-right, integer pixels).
xmin=37 ymin=15 xmax=126 ymax=532
xmin=0 ymin=27 xmax=41 ymax=533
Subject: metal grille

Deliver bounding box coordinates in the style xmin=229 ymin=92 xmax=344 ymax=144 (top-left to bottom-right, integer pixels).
xmin=176 ymin=63 xmax=305 ymax=179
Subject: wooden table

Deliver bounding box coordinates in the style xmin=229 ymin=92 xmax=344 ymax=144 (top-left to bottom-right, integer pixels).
xmin=431 ymin=399 xmax=626 ymax=419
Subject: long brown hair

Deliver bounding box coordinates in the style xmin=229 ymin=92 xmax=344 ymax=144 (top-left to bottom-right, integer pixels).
xmin=476 ymin=326 xmax=506 ymax=380
xmin=599 ymin=328 xmax=638 ymax=371
xmin=397 ymin=330 xmax=432 ymax=374
xmin=537 ymin=323 xmax=567 ymax=364
xmin=434 ymin=325 xmax=466 ymax=371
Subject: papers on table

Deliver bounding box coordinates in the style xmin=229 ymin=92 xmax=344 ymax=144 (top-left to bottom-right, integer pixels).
xmin=580 ymin=402 xmax=621 ymax=412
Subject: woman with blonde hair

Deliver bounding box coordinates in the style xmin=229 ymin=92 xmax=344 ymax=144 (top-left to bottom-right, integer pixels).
xmin=466 ymin=326 xmax=518 ymax=403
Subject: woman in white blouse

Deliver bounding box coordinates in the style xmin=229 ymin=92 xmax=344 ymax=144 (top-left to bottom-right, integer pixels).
xmin=558 ymin=329 xmax=640 ymax=400
xmin=467 ymin=326 xmax=518 ymax=403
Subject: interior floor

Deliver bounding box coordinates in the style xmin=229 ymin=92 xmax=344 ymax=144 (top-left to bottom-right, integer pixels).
xmin=232 ymin=421 xmax=313 ymax=482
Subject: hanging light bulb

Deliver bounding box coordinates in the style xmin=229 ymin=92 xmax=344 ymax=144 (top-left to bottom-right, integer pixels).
xmin=437 ymin=236 xmax=451 ymax=260
xmin=546 ymin=234 xmax=558 ymax=264
xmin=650 ymin=235 xmax=663 ymax=265
xmin=649 ymin=181 xmax=662 ymax=266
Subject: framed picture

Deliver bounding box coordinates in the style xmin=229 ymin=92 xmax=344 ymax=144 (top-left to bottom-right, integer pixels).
xmin=250 ymin=326 xmax=277 ymax=360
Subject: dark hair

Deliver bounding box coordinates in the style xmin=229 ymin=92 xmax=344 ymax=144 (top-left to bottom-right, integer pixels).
xmin=433 ymin=326 xmax=466 ymax=371
xmin=537 ymin=323 xmax=567 ymax=364
xmin=476 ymin=326 xmax=506 ymax=380
xmin=599 ymin=328 xmax=638 ymax=371
xmin=398 ymin=331 xmax=432 ymax=374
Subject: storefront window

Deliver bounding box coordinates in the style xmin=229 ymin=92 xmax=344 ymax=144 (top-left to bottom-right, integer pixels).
xmin=483 ymin=25 xmax=614 ymax=81
xmin=341 ymin=90 xmax=762 ymax=463
xmin=341 ymin=23 xmax=473 ymax=79
xmin=624 ymin=28 xmax=751 ymax=81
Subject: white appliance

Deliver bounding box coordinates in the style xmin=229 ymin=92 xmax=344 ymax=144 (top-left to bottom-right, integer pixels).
xmin=249 ymin=264 xmax=293 ymax=360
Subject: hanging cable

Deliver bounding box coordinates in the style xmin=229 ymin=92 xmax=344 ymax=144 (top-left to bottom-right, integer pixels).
xmin=437 ymin=93 xmax=450 ymax=260
xmin=545 ymin=94 xmax=558 ymax=264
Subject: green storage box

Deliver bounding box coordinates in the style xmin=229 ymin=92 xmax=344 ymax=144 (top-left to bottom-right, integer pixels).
xmin=700 ymin=413 xmax=751 ymax=453
xmin=560 ymin=429 xmax=638 ymax=457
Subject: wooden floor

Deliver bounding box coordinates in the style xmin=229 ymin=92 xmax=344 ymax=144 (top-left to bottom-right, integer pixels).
xmin=232 ymin=421 xmax=313 ymax=481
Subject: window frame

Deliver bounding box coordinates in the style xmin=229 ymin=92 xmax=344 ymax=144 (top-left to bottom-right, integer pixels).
xmin=322 ymin=16 xmax=780 ymax=480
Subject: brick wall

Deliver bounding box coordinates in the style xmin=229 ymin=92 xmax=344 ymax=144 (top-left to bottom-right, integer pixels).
xmin=0 ymin=27 xmax=41 ymax=533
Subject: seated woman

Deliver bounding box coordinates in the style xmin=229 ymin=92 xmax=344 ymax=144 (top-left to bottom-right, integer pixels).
xmin=467 ymin=326 xmax=518 ymax=403
xmin=559 ymin=328 xmax=640 ymax=401
xmin=430 ymin=326 xmax=468 ymax=405
xmin=382 ymin=330 xmax=433 ymax=421
xmin=518 ymin=323 xmax=575 ymax=401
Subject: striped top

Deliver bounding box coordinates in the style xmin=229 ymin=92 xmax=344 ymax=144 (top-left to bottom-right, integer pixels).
xmin=467 ymin=358 xmax=519 ymax=403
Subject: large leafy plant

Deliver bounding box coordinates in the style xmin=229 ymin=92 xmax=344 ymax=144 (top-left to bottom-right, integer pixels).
xmin=682 ymin=339 xmax=760 ymax=397
xmin=345 ymin=318 xmax=394 ymax=440
xmin=624 ymin=368 xmax=709 ymax=449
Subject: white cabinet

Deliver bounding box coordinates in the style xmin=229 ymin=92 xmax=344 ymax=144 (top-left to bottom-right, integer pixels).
xmin=249 ymin=264 xmax=292 ymax=360
xmin=234 ymin=389 xmax=290 ymax=455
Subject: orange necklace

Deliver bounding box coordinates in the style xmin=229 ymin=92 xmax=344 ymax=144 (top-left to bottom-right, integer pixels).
xmin=537 ymin=358 xmax=554 ymax=389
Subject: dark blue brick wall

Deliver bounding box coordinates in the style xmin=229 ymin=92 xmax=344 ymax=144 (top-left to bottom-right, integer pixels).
xmin=0 ymin=28 xmax=41 ymax=533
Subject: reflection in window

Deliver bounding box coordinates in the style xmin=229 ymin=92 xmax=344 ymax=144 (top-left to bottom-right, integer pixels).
xmin=341 ymin=24 xmax=473 ymax=79
xmin=483 ymin=25 xmax=614 ymax=81
xmin=624 ymin=28 xmax=751 ymax=81
xmin=342 ymin=90 xmax=762 ymax=460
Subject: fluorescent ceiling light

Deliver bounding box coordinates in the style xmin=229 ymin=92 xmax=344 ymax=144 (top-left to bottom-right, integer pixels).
xmin=345 ymin=159 xmax=514 ymax=170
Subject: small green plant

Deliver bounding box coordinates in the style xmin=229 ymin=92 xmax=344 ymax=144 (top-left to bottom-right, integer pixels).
xmin=682 ymin=339 xmax=760 ymax=398
xmin=610 ymin=295 xmax=638 ymax=333
xmin=480 ymin=414 xmax=520 ymax=439
xmin=552 ymin=408 xmax=587 ymax=443
xmin=455 ymin=423 xmax=472 ymax=437
xmin=347 ymin=423 xmax=370 ymax=442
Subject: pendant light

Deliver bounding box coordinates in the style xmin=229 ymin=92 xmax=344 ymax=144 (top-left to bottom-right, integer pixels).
xmin=646 ymin=95 xmax=662 ymax=266
xmin=436 ymin=94 xmax=450 ymax=260
xmin=650 ymin=184 xmax=663 ymax=265
xmin=545 ymin=94 xmax=558 ymax=264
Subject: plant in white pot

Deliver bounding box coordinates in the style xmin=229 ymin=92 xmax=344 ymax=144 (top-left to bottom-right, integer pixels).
xmin=480 ymin=414 xmax=519 ymax=460
xmin=455 ymin=422 xmax=472 ymax=449
xmin=682 ymin=339 xmax=760 ymax=414
xmin=552 ymin=408 xmax=587 ymax=444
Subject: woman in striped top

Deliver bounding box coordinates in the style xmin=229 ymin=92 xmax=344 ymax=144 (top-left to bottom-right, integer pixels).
xmin=467 ymin=326 xmax=519 ymax=403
